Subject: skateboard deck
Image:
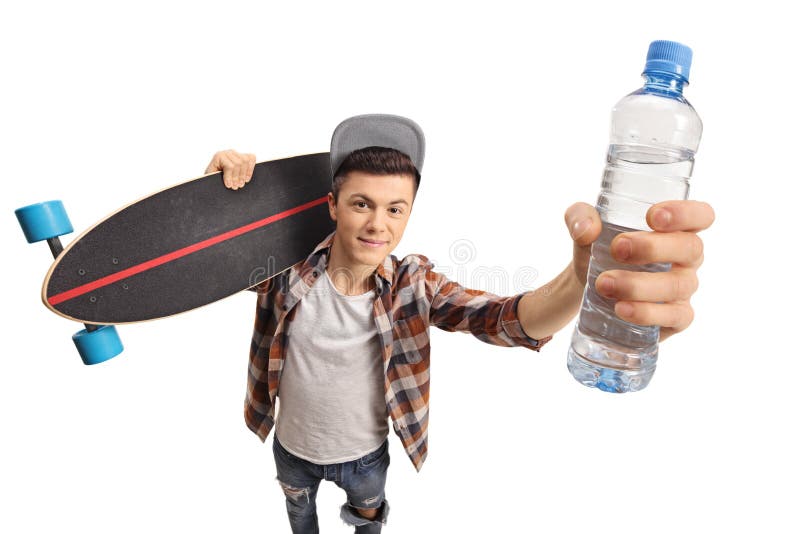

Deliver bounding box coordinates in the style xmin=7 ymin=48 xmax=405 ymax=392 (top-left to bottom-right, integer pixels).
xmin=43 ymin=152 xmax=334 ymax=324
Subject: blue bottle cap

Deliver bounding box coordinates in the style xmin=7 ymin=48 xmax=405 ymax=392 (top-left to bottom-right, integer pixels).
xmin=643 ymin=40 xmax=693 ymax=83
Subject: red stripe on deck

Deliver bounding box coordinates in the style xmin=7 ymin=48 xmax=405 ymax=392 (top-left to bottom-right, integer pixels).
xmin=48 ymin=195 xmax=328 ymax=306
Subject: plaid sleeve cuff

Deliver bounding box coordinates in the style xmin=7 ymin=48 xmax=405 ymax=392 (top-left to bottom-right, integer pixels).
xmin=500 ymin=293 xmax=553 ymax=352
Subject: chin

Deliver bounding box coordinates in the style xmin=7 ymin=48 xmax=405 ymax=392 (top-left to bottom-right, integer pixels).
xmin=358 ymin=243 xmax=391 ymax=261
xmin=360 ymin=247 xmax=389 ymax=261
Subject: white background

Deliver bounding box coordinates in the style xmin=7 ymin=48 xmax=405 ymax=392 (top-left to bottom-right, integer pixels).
xmin=2 ymin=1 xmax=797 ymax=532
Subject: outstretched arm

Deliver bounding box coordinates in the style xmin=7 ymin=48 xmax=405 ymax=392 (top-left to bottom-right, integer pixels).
xmin=517 ymin=262 xmax=585 ymax=341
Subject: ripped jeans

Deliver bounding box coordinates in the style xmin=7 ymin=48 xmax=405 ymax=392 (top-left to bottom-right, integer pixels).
xmin=272 ymin=435 xmax=390 ymax=534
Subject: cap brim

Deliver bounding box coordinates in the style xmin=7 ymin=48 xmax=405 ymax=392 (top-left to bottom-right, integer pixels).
xmin=330 ymin=114 xmax=425 ymax=178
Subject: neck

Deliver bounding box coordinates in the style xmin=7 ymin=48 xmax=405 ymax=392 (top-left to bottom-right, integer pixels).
xmin=325 ymin=235 xmax=380 ymax=295
xmin=641 ymin=72 xmax=687 ymax=99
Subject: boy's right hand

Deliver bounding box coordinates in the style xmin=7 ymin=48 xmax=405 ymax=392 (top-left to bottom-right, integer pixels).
xmin=205 ymin=149 xmax=256 ymax=190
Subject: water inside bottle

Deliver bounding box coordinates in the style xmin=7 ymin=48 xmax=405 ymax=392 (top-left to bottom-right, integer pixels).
xmin=568 ymin=220 xmax=670 ymax=392
xmin=567 ymin=145 xmax=692 ymax=392
xmin=598 ymin=145 xmax=693 ymax=230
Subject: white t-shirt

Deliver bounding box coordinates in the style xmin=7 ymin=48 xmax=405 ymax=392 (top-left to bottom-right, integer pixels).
xmin=275 ymin=269 xmax=389 ymax=464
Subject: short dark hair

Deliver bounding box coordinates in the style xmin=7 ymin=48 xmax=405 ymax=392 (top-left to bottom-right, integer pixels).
xmin=332 ymin=146 xmax=420 ymax=203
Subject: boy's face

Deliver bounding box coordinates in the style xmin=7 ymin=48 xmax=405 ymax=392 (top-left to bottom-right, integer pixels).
xmin=327 ymin=170 xmax=416 ymax=269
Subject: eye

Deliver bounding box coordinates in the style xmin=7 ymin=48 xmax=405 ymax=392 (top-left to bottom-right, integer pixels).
xmin=353 ymin=200 xmax=368 ymax=209
xmin=389 ymin=207 xmax=403 ymax=215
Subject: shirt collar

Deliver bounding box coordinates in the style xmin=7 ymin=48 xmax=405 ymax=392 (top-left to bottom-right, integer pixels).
xmin=299 ymin=230 xmax=395 ymax=288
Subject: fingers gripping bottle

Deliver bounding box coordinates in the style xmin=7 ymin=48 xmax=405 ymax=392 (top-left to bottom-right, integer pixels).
xmin=566 ymin=40 xmax=703 ymax=393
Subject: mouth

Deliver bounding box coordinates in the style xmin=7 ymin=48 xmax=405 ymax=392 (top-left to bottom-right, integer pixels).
xmin=358 ymin=237 xmax=387 ymax=248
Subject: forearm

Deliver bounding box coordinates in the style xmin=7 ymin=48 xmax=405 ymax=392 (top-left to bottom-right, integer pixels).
xmin=517 ymin=262 xmax=585 ymax=340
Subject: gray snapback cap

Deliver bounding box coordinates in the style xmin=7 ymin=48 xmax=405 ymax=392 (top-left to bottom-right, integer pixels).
xmin=330 ymin=114 xmax=425 ymax=179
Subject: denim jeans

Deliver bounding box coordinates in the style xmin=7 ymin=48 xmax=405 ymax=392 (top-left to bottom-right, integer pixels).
xmin=273 ymin=435 xmax=391 ymax=534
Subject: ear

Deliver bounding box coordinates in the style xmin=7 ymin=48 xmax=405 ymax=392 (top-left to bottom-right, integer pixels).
xmin=327 ymin=192 xmax=337 ymax=222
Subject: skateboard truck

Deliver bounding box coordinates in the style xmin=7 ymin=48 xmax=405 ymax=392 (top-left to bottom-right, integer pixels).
xmin=15 ymin=200 xmax=124 ymax=365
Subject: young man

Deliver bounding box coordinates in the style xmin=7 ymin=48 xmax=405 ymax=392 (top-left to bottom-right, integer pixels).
xmin=204 ymin=114 xmax=714 ymax=533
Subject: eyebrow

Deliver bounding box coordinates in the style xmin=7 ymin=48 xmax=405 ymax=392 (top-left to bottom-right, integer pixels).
xmin=348 ymin=193 xmax=409 ymax=206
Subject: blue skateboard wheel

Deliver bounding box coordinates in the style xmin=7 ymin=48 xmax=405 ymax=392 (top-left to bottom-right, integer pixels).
xmin=72 ymin=325 xmax=124 ymax=365
xmin=15 ymin=200 xmax=74 ymax=243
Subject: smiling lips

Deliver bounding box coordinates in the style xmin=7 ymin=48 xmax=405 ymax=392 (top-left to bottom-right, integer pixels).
xmin=359 ymin=237 xmax=387 ymax=248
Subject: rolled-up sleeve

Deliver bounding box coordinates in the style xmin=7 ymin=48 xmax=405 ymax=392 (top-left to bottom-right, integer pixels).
xmin=425 ymin=267 xmax=552 ymax=352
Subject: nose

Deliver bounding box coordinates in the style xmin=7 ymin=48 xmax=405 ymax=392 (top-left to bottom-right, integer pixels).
xmin=366 ymin=210 xmax=388 ymax=233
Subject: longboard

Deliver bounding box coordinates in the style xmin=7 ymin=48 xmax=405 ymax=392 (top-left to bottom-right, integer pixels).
xmin=41 ymin=152 xmax=334 ymax=324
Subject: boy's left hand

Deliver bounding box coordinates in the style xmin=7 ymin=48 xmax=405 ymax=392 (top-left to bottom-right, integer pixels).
xmin=566 ymin=200 xmax=715 ymax=342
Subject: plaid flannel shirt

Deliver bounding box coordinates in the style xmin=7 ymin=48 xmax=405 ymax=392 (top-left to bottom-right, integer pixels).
xmin=244 ymin=231 xmax=552 ymax=472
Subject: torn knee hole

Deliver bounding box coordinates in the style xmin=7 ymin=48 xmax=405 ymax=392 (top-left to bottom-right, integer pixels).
xmin=361 ymin=495 xmax=381 ymax=507
xmin=278 ymin=480 xmax=310 ymax=502
xmin=341 ymin=500 xmax=389 ymax=527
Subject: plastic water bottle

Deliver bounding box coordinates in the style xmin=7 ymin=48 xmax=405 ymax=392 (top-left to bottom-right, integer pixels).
xmin=566 ymin=40 xmax=703 ymax=393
